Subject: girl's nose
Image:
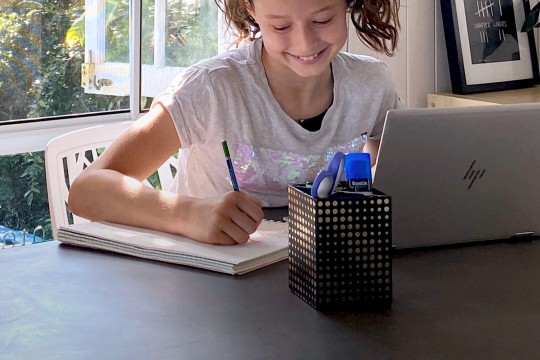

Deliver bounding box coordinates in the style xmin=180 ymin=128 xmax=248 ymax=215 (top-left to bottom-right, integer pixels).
xmin=294 ymin=25 xmax=317 ymax=54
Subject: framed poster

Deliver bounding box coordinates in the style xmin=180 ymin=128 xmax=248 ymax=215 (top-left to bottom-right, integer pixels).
xmin=440 ymin=0 xmax=540 ymax=94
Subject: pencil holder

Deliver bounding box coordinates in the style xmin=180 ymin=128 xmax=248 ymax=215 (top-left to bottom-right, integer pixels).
xmin=288 ymin=185 xmax=392 ymax=310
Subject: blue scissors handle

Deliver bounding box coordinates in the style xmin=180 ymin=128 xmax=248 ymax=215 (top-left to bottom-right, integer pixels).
xmin=311 ymin=151 xmax=345 ymax=199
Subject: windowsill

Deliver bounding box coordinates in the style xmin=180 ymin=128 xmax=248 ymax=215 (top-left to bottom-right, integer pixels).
xmin=0 ymin=112 xmax=133 ymax=156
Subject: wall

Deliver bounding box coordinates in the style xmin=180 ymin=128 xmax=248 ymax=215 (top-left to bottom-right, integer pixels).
xmin=347 ymin=0 xmax=540 ymax=109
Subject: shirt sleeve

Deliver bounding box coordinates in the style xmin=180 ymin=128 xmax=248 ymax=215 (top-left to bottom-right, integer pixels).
xmin=369 ymin=65 xmax=401 ymax=140
xmin=152 ymin=66 xmax=216 ymax=149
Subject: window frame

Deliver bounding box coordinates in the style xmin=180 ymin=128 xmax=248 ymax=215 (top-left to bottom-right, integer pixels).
xmin=83 ymin=0 xmax=180 ymax=96
xmin=83 ymin=0 xmax=229 ymax=97
xmin=0 ymin=0 xmax=225 ymax=156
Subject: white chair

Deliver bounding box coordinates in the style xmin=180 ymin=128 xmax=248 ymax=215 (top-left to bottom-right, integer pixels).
xmin=45 ymin=122 xmax=177 ymax=239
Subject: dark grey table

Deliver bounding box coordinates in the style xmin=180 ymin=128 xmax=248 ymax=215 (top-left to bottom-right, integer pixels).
xmin=2 ymin=236 xmax=540 ymax=360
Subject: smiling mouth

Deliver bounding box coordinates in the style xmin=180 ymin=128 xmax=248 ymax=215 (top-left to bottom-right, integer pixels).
xmin=294 ymin=49 xmax=324 ymax=61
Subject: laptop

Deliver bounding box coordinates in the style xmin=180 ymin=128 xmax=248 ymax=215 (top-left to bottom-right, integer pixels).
xmin=373 ymin=103 xmax=540 ymax=249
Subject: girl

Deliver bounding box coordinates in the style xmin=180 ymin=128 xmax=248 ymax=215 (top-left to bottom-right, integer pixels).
xmin=68 ymin=0 xmax=401 ymax=245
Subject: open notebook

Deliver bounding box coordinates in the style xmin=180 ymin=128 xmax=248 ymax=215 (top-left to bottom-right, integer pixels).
xmin=57 ymin=220 xmax=289 ymax=275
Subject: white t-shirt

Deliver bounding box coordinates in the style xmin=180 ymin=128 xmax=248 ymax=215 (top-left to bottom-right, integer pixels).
xmin=155 ymin=39 xmax=400 ymax=207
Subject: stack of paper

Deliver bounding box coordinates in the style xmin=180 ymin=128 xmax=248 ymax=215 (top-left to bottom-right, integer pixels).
xmin=57 ymin=220 xmax=289 ymax=275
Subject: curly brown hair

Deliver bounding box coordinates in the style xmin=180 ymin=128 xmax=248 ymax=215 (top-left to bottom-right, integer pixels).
xmin=214 ymin=0 xmax=400 ymax=56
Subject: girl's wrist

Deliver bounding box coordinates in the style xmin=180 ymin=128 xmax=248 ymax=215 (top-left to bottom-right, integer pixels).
xmin=161 ymin=194 xmax=195 ymax=236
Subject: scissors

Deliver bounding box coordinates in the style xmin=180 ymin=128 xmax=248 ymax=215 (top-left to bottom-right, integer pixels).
xmin=311 ymin=151 xmax=345 ymax=199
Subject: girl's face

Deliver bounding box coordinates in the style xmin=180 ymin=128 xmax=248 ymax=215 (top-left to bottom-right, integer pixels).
xmin=246 ymin=0 xmax=348 ymax=79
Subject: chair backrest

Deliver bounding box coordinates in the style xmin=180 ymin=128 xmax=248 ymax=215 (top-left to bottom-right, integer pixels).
xmin=45 ymin=122 xmax=177 ymax=239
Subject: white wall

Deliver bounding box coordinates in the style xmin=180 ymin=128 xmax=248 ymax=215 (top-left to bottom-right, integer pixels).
xmin=347 ymin=0 xmax=540 ymax=109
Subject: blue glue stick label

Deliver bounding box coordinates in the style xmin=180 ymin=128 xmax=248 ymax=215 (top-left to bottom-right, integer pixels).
xmin=349 ymin=178 xmax=372 ymax=191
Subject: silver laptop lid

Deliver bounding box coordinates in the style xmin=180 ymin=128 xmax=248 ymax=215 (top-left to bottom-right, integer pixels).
xmin=373 ymin=103 xmax=540 ymax=249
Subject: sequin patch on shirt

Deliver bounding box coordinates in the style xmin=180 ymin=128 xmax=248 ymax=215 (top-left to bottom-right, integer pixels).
xmin=234 ymin=135 xmax=368 ymax=195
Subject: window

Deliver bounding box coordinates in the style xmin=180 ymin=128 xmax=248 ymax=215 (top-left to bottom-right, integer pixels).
xmin=83 ymin=0 xmax=224 ymax=99
xmin=0 ymin=0 xmax=131 ymax=123
xmin=0 ymin=0 xmax=227 ymax=241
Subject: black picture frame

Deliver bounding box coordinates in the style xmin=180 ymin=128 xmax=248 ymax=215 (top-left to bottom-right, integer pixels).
xmin=440 ymin=0 xmax=540 ymax=94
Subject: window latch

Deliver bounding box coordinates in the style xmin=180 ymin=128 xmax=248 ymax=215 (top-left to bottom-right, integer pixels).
xmin=81 ymin=51 xmax=113 ymax=90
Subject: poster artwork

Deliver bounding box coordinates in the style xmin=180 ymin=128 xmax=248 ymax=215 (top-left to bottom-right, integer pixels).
xmin=464 ymin=0 xmax=520 ymax=64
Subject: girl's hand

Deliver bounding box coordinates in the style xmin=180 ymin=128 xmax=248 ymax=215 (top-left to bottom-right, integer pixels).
xmin=177 ymin=191 xmax=264 ymax=245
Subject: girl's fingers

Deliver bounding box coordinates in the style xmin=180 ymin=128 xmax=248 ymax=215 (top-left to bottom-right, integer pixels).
xmin=220 ymin=220 xmax=250 ymax=244
xmin=230 ymin=210 xmax=259 ymax=236
xmin=237 ymin=194 xmax=264 ymax=224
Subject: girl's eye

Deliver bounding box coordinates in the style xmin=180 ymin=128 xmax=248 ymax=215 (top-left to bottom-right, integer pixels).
xmin=273 ymin=26 xmax=290 ymax=32
xmin=314 ymin=18 xmax=332 ymax=25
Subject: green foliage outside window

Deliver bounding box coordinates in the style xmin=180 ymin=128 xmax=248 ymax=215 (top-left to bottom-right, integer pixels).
xmin=0 ymin=152 xmax=51 ymax=238
xmin=0 ymin=0 xmax=216 ymax=235
xmin=166 ymin=0 xmax=218 ymax=66
xmin=104 ymin=0 xmax=156 ymax=64
xmin=0 ymin=0 xmax=42 ymax=121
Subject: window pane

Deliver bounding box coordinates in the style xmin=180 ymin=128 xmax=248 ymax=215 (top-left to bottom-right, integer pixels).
xmin=0 ymin=0 xmax=129 ymax=122
xmin=105 ymin=0 xmax=154 ymax=65
xmin=140 ymin=0 xmax=219 ymax=109
xmin=105 ymin=0 xmax=130 ymax=63
xmin=143 ymin=0 xmax=156 ymax=65
xmin=0 ymin=152 xmax=53 ymax=243
xmin=165 ymin=0 xmax=218 ymax=67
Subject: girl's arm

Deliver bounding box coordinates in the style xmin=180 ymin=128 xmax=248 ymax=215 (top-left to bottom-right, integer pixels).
xmin=364 ymin=138 xmax=380 ymax=167
xmin=68 ymin=104 xmax=264 ymax=245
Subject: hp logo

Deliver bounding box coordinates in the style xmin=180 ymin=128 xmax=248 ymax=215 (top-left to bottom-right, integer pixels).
xmin=463 ymin=160 xmax=486 ymax=189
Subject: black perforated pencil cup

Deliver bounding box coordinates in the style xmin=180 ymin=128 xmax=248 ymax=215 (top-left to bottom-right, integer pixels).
xmin=288 ymin=184 xmax=393 ymax=310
